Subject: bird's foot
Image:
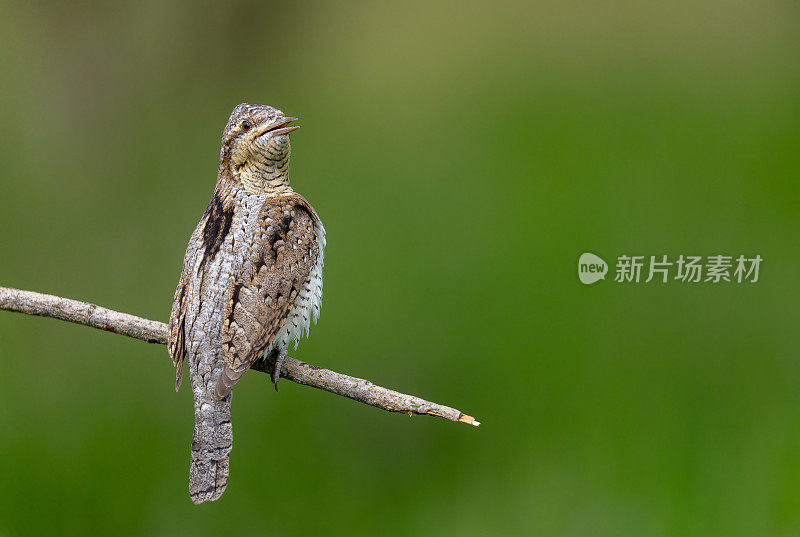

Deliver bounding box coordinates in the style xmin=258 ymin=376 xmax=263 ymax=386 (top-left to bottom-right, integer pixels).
xmin=272 ymin=349 xmax=287 ymax=391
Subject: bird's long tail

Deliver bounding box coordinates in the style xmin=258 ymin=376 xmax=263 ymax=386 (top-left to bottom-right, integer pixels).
xmin=189 ymin=393 xmax=233 ymax=504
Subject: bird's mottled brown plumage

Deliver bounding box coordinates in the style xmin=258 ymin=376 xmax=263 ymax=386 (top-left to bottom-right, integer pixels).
xmin=168 ymin=103 xmax=325 ymax=504
xmin=216 ymin=196 xmax=321 ymax=398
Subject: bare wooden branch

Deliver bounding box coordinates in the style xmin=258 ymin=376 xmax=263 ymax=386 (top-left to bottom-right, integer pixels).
xmin=0 ymin=286 xmax=479 ymax=426
xmin=0 ymin=286 xmax=168 ymax=344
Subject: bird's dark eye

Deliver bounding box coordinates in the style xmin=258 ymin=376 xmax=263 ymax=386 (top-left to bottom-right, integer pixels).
xmin=241 ymin=120 xmax=252 ymax=131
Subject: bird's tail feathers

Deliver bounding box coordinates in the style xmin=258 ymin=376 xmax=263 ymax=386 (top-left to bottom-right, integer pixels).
xmin=189 ymin=395 xmax=232 ymax=504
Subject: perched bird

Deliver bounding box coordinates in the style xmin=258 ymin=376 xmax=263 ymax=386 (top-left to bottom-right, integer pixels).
xmin=167 ymin=103 xmax=325 ymax=504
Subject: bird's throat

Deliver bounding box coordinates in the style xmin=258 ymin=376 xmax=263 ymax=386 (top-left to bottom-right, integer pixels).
xmin=237 ymin=164 xmax=293 ymax=196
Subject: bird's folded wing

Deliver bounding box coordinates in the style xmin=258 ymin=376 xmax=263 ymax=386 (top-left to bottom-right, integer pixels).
xmin=215 ymin=196 xmax=320 ymax=400
xmin=168 ymin=221 xmax=206 ymax=391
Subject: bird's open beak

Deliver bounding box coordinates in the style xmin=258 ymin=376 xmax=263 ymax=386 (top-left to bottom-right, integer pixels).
xmin=258 ymin=116 xmax=299 ymax=137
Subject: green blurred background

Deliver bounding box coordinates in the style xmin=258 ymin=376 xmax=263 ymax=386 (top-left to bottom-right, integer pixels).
xmin=0 ymin=1 xmax=798 ymax=535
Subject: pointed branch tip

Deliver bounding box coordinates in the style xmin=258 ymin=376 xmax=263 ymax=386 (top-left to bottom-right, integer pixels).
xmin=458 ymin=414 xmax=481 ymax=426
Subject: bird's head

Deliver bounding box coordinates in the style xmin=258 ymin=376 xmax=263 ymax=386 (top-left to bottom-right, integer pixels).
xmin=219 ymin=103 xmax=299 ymax=195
